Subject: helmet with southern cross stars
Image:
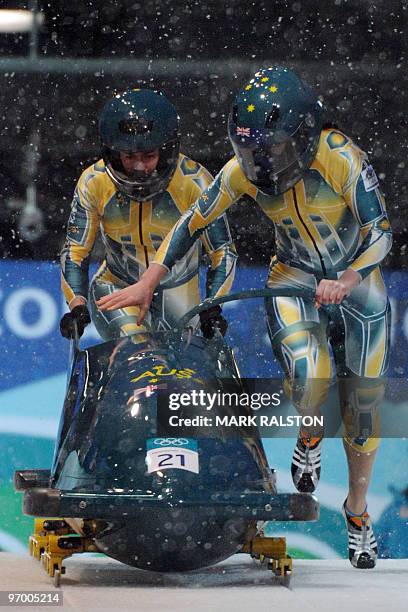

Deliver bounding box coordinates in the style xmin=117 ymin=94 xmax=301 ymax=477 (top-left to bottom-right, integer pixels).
xmin=228 ymin=66 xmax=324 ymax=196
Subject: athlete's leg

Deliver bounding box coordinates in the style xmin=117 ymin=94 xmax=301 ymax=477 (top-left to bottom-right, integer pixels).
xmin=332 ymin=268 xmax=390 ymax=513
xmin=343 ymin=442 xmax=377 ymax=514
xmin=265 ymin=262 xmax=332 ymax=492
xmin=342 ymin=427 xmax=380 ymax=569
xmin=266 ymin=262 xmax=332 ymax=426
xmin=331 ymin=268 xmax=390 ymax=567
xmin=337 ymin=372 xmax=385 ymax=513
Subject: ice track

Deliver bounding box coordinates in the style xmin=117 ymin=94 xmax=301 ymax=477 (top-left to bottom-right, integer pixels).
xmin=1 ymin=553 xmax=407 ymax=611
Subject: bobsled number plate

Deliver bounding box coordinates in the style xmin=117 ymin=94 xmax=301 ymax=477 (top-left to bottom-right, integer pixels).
xmin=146 ymin=438 xmax=199 ymax=474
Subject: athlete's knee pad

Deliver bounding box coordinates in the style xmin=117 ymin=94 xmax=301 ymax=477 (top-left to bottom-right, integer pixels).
xmin=283 ymin=375 xmax=331 ymax=414
xmin=343 ymin=434 xmax=380 ymax=453
xmin=340 ymin=375 xmax=385 ymax=453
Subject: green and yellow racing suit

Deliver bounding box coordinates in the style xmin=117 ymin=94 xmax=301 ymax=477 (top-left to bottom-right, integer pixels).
xmin=61 ymin=154 xmax=237 ymax=338
xmin=155 ymin=129 xmax=393 ymax=450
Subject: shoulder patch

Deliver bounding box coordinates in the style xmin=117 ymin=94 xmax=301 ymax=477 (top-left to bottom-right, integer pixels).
xmin=326 ymin=131 xmax=349 ymax=150
xmin=361 ymin=163 xmax=379 ymax=192
xmin=180 ymin=157 xmax=200 ymax=176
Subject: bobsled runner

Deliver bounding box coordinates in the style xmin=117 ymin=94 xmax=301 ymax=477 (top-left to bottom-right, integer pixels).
xmin=15 ymin=289 xmax=319 ymax=586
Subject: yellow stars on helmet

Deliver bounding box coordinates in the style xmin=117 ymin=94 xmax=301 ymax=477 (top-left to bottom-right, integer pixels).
xmin=269 ymin=85 xmax=278 ymax=93
xmin=201 ymin=193 xmax=209 ymax=201
xmin=245 ymin=84 xmax=252 ymax=91
xmin=261 ymin=77 xmax=269 ymax=83
xmin=247 ymin=104 xmax=255 ymax=112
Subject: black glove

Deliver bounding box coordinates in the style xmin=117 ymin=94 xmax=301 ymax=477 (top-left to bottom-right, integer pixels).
xmin=199 ymin=305 xmax=228 ymax=339
xmin=60 ymin=305 xmax=91 ymax=339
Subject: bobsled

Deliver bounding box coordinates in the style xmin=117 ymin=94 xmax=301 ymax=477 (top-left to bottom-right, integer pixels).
xmin=15 ymin=288 xmax=319 ymax=586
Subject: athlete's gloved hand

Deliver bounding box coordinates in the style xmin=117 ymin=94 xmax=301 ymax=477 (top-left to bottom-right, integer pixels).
xmin=199 ymin=305 xmax=228 ymax=339
xmin=60 ymin=305 xmax=91 ymax=339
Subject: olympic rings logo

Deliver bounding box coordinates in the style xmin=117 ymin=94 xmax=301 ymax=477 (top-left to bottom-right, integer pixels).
xmin=153 ymin=438 xmax=189 ymax=446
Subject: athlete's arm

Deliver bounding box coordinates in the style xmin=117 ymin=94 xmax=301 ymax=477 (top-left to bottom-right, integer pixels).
xmin=184 ymin=161 xmax=238 ymax=300
xmin=342 ymin=148 xmax=392 ymax=279
xmin=154 ymin=168 xmax=239 ymax=273
xmin=315 ymin=136 xmax=392 ymax=307
xmin=196 ymin=210 xmax=237 ymax=301
xmin=60 ymin=174 xmax=100 ymax=309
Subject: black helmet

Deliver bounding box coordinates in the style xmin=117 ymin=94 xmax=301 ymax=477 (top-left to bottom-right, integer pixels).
xmin=99 ymin=88 xmax=181 ymax=200
xmin=228 ymin=66 xmax=324 ymax=196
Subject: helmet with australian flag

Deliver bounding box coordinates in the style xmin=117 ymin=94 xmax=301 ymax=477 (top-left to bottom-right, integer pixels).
xmin=228 ymin=66 xmax=324 ymax=195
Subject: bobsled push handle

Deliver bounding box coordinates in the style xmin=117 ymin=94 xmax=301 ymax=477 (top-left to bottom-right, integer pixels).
xmin=66 ymin=320 xmax=80 ymax=391
xmin=72 ymin=319 xmax=80 ymax=352
xmin=174 ymin=286 xmax=316 ymax=334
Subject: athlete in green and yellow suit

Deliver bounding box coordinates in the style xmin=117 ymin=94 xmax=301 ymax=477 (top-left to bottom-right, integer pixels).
xmin=60 ymin=89 xmax=236 ymax=341
xmin=98 ymin=68 xmax=392 ymax=568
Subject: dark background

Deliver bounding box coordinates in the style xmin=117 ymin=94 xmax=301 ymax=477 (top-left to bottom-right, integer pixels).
xmin=0 ymin=0 xmax=407 ymax=267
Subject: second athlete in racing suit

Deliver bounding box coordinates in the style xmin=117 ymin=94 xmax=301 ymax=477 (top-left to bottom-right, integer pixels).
xmin=60 ymin=89 xmax=237 ymax=340
xmin=98 ymin=68 xmax=392 ymax=568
